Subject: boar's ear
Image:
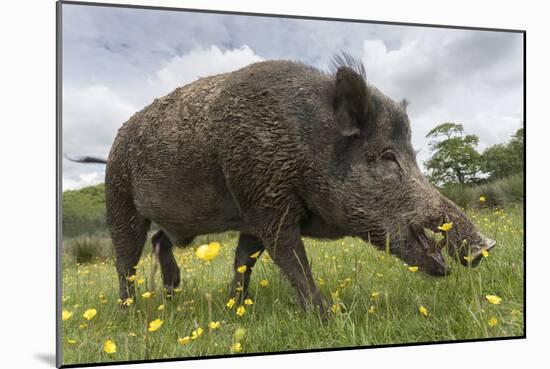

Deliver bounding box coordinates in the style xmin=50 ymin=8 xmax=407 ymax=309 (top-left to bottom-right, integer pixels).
xmin=333 ymin=66 xmax=370 ymax=137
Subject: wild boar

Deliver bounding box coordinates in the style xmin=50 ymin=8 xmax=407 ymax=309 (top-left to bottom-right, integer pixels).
xmin=69 ymin=54 xmax=495 ymax=313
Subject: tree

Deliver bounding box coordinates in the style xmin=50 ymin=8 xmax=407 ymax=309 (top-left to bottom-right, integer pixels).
xmin=482 ymin=127 xmax=524 ymax=180
xmin=62 ymin=183 xmax=107 ymax=237
xmin=424 ymin=123 xmax=483 ymax=186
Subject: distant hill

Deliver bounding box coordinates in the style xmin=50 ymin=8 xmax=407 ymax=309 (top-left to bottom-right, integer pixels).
xmin=62 ymin=183 xmax=106 ymax=237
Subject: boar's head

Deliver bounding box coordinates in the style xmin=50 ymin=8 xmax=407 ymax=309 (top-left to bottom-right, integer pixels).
xmin=327 ymin=56 xmax=495 ymax=275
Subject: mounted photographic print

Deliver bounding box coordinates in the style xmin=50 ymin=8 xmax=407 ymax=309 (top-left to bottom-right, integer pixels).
xmin=57 ymin=1 xmax=525 ymax=367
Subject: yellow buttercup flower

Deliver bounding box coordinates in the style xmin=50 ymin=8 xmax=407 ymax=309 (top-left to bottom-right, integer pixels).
xmin=62 ymin=310 xmax=73 ymax=321
xmin=488 ymin=316 xmax=498 ymax=327
xmin=126 ymin=275 xmax=137 ymax=282
xmin=485 ymin=295 xmax=502 ymax=305
xmin=79 ymin=323 xmax=87 ymax=330
xmin=178 ymin=336 xmax=191 ymax=345
xmin=249 ymin=251 xmax=261 ymax=259
xmin=330 ymin=303 xmax=341 ymax=313
xmin=103 ymin=339 xmax=116 ymax=354
xmin=438 ymin=222 xmax=453 ymax=232
xmin=231 ymin=342 xmax=242 ymax=353
xmin=368 ymin=305 xmax=375 ymax=314
xmin=147 ymin=318 xmax=163 ymax=332
xmin=120 ymin=298 xmax=134 ymax=306
xmin=141 ymin=291 xmax=152 ymax=299
xmin=244 ymin=298 xmax=254 ymax=306
xmin=234 ymin=327 xmax=246 ymax=341
xmin=479 ymin=196 xmax=486 ymax=203
xmin=191 ymin=327 xmax=203 ymax=339
xmin=208 ymin=321 xmax=221 ymax=329
xmin=370 ymin=291 xmax=379 ymax=300
xmin=259 ymin=279 xmax=269 ymax=287
xmin=157 ymin=304 xmax=165 ymax=311
xmin=408 ymin=266 xmax=419 ymax=272
xmin=83 ymin=308 xmax=97 ymax=320
xmin=419 ymin=305 xmax=429 ymax=317
xmin=236 ymin=265 xmax=247 ymax=274
xmin=226 ymin=297 xmax=236 ymax=309
xmin=236 ymin=305 xmax=246 ymax=316
xmin=137 ymin=278 xmax=145 ymax=285
xmin=482 ymin=249 xmax=489 ymax=258
xmin=195 ymin=242 xmax=221 ymax=261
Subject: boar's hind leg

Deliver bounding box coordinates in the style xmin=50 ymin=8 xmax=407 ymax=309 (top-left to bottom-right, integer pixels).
xmin=107 ymin=191 xmax=151 ymax=303
xmin=151 ymin=230 xmax=181 ymax=297
xmin=265 ymin=225 xmax=326 ymax=314
xmin=229 ymin=233 xmax=265 ymax=302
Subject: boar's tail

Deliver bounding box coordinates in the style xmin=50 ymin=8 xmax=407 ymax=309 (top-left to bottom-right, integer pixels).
xmin=64 ymin=154 xmax=107 ymax=164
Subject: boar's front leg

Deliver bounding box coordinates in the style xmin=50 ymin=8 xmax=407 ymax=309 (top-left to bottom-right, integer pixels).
xmin=229 ymin=233 xmax=265 ymax=302
xmin=264 ymin=223 xmax=326 ymax=315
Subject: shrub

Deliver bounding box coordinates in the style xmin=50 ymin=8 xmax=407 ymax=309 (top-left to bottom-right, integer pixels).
xmin=439 ymin=174 xmax=524 ymax=208
xmin=63 ymin=235 xmax=113 ymax=263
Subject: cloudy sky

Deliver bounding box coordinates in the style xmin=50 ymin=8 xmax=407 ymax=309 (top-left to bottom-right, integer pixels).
xmin=62 ymin=3 xmax=524 ymax=191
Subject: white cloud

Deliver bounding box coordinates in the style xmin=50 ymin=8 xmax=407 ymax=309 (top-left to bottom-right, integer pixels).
xmin=362 ymin=39 xmax=437 ymax=102
xmin=151 ymin=45 xmax=264 ymax=97
xmin=358 ymin=36 xmax=522 ymax=173
xmin=63 ymin=45 xmax=264 ymax=190
xmin=63 ymin=171 xmax=104 ymax=191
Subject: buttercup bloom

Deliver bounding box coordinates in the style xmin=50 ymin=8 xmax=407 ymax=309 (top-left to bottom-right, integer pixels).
xmin=147 ymin=318 xmax=163 ymax=332
xmin=195 ymin=242 xmax=221 ymax=261
xmin=83 ymin=308 xmax=97 ymax=321
xmin=141 ymin=291 xmax=152 ymax=299
xmin=191 ymin=327 xmax=203 ymax=339
xmin=226 ymin=298 xmax=236 ymax=309
xmin=438 ymin=222 xmax=453 ymax=232
xmin=208 ymin=321 xmax=221 ymax=329
xmin=103 ymin=339 xmax=116 ymax=354
xmin=419 ymin=305 xmax=429 ymax=317
xmin=485 ymin=295 xmax=503 ymax=305
xmin=62 ymin=310 xmax=73 ymax=321
xmin=236 ymin=305 xmax=246 ymax=316
xmin=234 ymin=327 xmax=246 ymax=341
xmin=236 ymin=265 xmax=247 ymax=274
xmin=231 ymin=342 xmax=242 ymax=352
xmin=178 ymin=336 xmax=191 ymax=345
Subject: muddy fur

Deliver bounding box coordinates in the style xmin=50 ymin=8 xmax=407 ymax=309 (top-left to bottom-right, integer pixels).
xmin=97 ymin=56 xmax=493 ymax=312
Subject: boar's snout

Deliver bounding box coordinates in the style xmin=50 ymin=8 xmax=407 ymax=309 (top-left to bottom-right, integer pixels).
xmin=422 ymin=248 xmax=450 ymax=276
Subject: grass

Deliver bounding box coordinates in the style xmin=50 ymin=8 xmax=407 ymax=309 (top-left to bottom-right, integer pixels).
xmin=60 ymin=205 xmax=524 ymax=365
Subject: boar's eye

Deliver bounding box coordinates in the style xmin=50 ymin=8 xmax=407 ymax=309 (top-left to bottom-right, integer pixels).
xmin=381 ymin=150 xmax=402 ymax=171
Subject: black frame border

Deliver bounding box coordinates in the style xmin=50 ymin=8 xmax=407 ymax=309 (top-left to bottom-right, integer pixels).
xmin=55 ymin=1 xmax=527 ymax=367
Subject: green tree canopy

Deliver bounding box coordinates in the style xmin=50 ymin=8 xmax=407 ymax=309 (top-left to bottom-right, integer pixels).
xmin=62 ymin=183 xmax=107 ymax=237
xmin=482 ymin=127 xmax=524 ymax=180
xmin=424 ymin=122 xmax=483 ymax=186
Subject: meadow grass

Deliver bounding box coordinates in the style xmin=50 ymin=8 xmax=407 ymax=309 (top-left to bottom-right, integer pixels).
xmin=60 ymin=205 xmax=524 ymax=365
